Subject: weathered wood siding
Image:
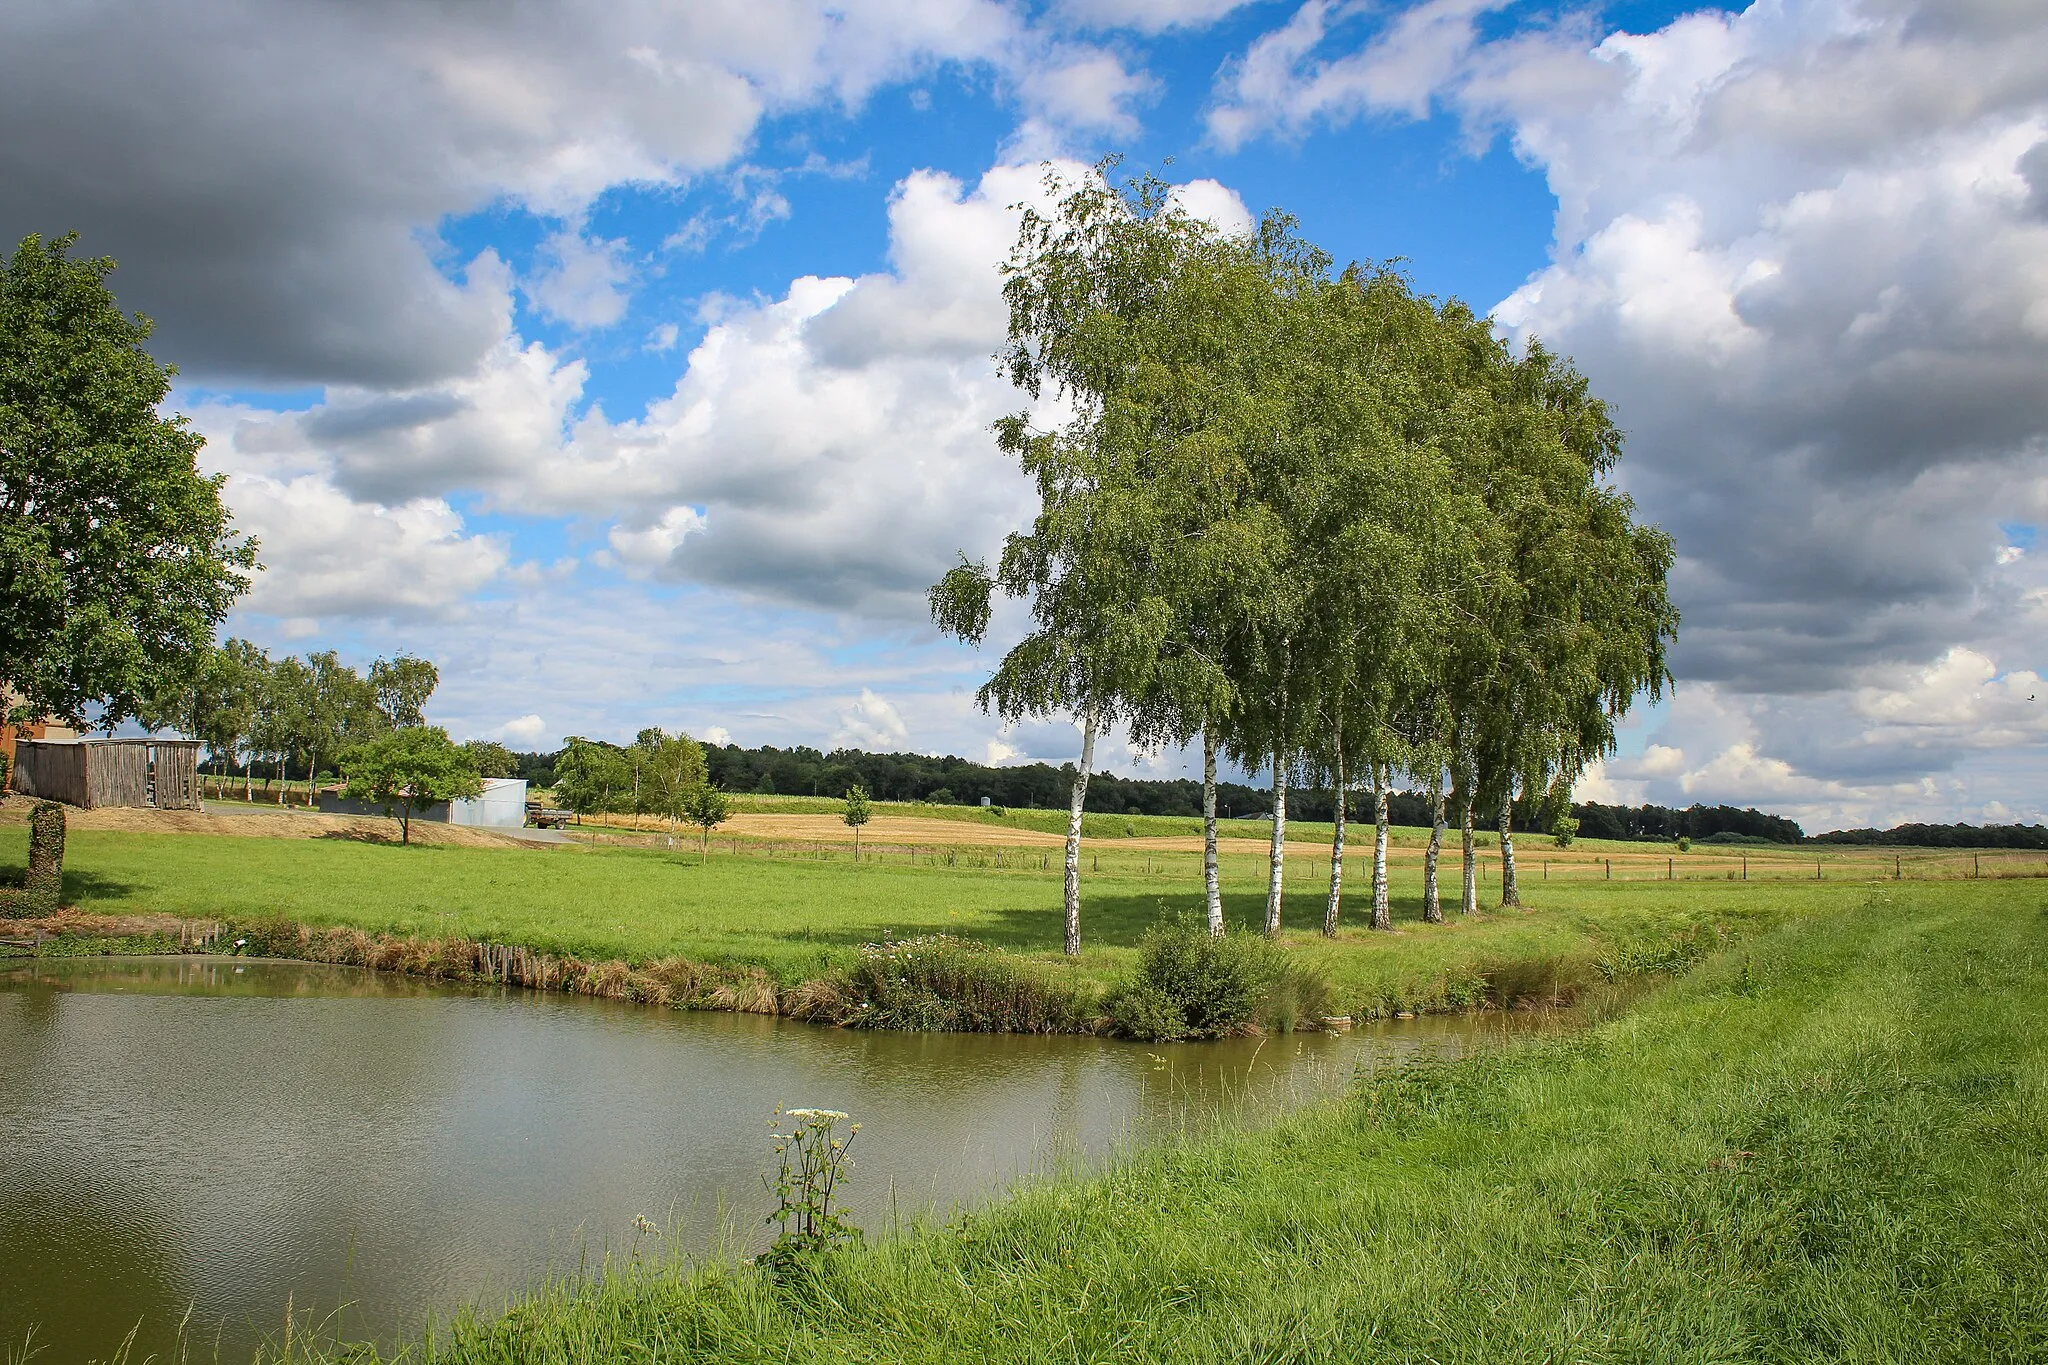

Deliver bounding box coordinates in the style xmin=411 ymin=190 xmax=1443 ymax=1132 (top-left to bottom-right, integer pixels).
xmin=11 ymin=741 xmax=89 ymax=806
xmin=9 ymin=738 xmax=204 ymax=809
xmin=148 ymin=742 xmax=201 ymax=810
xmin=87 ymin=741 xmax=151 ymax=808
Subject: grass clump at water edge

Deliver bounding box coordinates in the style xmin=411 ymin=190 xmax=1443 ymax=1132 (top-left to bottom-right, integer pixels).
xmin=784 ymin=933 xmax=1095 ymax=1033
xmin=1104 ymin=916 xmax=1336 ymax=1040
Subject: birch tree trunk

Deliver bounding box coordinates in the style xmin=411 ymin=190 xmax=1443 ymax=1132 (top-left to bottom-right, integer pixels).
xmin=1460 ymin=795 xmax=1477 ymax=914
xmin=1063 ymin=712 xmax=1099 ymax=957
xmin=307 ymin=752 xmax=318 ymax=808
xmin=1264 ymin=742 xmax=1288 ymax=936
xmin=1323 ymin=725 xmax=1344 ymax=938
xmin=1203 ymin=724 xmax=1223 ymax=937
xmin=1371 ymin=768 xmax=1392 ymax=931
xmin=1499 ymin=797 xmax=1522 ymax=907
xmin=243 ymin=761 xmax=252 ymax=802
xmin=1423 ymin=786 xmax=1446 ymax=924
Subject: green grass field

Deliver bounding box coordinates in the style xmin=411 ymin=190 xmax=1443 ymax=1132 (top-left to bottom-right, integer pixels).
xmin=0 ymin=819 xmax=1919 ymax=1015
xmin=282 ymin=876 xmax=2047 ymax=1363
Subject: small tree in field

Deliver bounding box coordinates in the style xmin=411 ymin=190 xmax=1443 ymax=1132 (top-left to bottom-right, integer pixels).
xmin=341 ymin=726 xmax=482 ymax=845
xmin=842 ymin=784 xmax=872 ymax=860
xmin=681 ymin=782 xmax=732 ymax=863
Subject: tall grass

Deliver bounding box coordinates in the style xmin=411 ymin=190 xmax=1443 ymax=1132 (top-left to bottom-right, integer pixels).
xmin=785 ymin=934 xmax=1095 ymax=1033
xmin=274 ymin=879 xmax=2048 ymax=1362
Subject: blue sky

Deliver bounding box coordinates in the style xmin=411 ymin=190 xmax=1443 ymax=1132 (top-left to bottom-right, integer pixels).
xmin=7 ymin=0 xmax=2045 ymax=829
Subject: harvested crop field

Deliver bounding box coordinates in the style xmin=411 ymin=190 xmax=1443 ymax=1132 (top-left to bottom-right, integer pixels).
xmin=0 ymin=796 xmax=536 ymax=849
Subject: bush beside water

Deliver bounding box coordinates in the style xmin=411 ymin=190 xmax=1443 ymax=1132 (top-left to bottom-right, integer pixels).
xmin=1105 ymin=919 xmax=1335 ymax=1041
xmin=787 ymin=934 xmax=1095 ymax=1034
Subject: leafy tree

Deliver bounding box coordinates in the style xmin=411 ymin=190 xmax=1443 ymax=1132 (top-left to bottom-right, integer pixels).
xmin=842 ymin=783 xmax=872 ymax=859
xmin=1 ymin=233 xmax=256 ymax=728
xmin=368 ymin=654 xmax=438 ymax=728
xmin=933 ymin=162 xmax=1264 ymax=955
xmin=297 ymin=650 xmax=381 ymax=806
xmin=554 ymin=737 xmax=633 ymax=822
xmin=461 ymin=739 xmax=519 ymax=779
xmin=635 ymin=727 xmax=708 ymax=842
xmin=680 ymin=782 xmax=732 ymax=862
xmin=139 ymin=638 xmax=261 ymax=799
xmin=340 ymin=726 xmax=482 ymax=845
xmin=253 ymin=654 xmax=310 ymax=803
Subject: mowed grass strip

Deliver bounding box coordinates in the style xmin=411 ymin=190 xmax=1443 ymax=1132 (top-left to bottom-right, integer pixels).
xmin=5 ymin=821 xmax=1870 ymax=1014
xmin=294 ymin=880 xmax=2048 ymax=1363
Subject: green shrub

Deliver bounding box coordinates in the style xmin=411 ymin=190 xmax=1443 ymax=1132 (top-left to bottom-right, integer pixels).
xmin=795 ymin=934 xmax=1094 ymax=1034
xmin=1677 ymin=836 xmax=1693 ymax=852
xmin=1106 ymin=919 xmax=1334 ymax=1040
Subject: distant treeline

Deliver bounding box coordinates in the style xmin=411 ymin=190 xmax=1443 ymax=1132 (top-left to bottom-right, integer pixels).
xmin=1811 ymin=823 xmax=2048 ymax=849
xmin=502 ymin=742 xmax=1817 ymax=843
xmin=1566 ymin=801 xmax=1806 ymax=844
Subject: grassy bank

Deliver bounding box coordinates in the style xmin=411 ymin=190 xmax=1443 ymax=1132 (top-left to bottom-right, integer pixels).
xmin=0 ymin=820 xmax=1853 ymax=1018
xmin=288 ymin=879 xmax=2048 ymax=1362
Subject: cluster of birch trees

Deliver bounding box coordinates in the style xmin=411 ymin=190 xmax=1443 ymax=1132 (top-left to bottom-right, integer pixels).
xmin=144 ymin=640 xmax=447 ymax=800
xmin=932 ymin=165 xmax=1678 ymax=955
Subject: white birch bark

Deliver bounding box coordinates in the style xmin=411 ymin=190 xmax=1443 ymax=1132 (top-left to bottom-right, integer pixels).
xmin=1424 ymin=785 xmax=1446 ymax=924
xmin=1323 ymin=725 xmax=1345 ymax=938
xmin=1499 ymin=797 xmax=1522 ymax=907
xmin=1264 ymin=741 xmax=1288 ymax=935
xmin=1371 ymin=767 xmax=1392 ymax=931
xmin=1203 ymin=724 xmax=1223 ymax=937
xmin=1460 ymin=796 xmax=1477 ymax=914
xmin=1063 ymin=712 xmax=1099 ymax=956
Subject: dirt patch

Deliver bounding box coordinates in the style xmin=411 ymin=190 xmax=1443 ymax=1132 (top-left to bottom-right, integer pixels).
xmin=0 ymin=796 xmax=537 ymax=849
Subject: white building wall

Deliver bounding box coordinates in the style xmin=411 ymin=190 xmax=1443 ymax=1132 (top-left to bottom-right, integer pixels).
xmin=448 ymin=777 xmax=528 ymax=828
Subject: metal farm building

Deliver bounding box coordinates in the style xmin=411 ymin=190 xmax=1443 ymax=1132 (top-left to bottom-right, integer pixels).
xmin=9 ymin=738 xmax=202 ymax=810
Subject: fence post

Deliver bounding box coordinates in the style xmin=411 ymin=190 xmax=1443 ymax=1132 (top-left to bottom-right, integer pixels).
xmin=1816 ymin=859 xmax=1822 ymax=881
xmin=1742 ymin=854 xmax=1747 ymax=881
xmin=1895 ymin=855 xmax=1901 ymax=880
xmin=1668 ymin=857 xmax=1674 ymax=881
xmin=1605 ymin=859 xmax=1611 ymax=880
xmin=1974 ymin=853 xmax=1980 ymax=878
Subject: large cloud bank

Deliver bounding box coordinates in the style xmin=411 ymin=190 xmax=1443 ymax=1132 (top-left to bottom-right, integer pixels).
xmin=1214 ymin=0 xmax=2048 ymax=826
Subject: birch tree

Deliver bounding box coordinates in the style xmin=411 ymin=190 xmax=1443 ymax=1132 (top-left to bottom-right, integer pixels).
xmin=934 ymin=163 xmax=1274 ymax=955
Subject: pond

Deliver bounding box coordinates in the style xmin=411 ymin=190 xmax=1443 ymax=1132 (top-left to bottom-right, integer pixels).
xmin=0 ymin=956 xmax=1542 ymax=1360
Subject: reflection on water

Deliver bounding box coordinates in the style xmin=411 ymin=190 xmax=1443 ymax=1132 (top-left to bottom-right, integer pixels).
xmin=0 ymin=956 xmax=1545 ymax=1360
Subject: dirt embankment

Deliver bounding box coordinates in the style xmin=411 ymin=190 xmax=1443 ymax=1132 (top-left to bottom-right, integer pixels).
xmin=0 ymin=796 xmax=538 ymax=849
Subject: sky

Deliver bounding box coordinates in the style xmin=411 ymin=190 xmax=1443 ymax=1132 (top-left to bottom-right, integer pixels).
xmin=4 ymin=0 xmax=2045 ymax=832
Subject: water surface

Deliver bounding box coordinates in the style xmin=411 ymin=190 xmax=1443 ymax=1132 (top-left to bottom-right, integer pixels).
xmin=0 ymin=956 xmax=1533 ymax=1359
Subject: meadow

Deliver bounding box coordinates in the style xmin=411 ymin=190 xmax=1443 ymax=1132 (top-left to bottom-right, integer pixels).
xmin=0 ymin=803 xmax=2002 ymax=1017
xmin=278 ymin=875 xmax=2048 ymax=1362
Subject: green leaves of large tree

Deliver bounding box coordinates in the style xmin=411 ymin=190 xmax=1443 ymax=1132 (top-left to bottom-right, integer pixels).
xmin=1 ymin=233 xmax=256 ymax=726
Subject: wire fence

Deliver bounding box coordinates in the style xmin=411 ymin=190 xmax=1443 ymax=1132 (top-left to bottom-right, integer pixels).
xmin=577 ymin=830 xmax=2048 ymax=888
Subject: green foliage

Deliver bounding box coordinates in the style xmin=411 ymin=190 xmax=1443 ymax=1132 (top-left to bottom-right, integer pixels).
xmin=634 ymin=728 xmax=708 ymax=833
xmin=555 ymin=737 xmax=634 ymax=817
xmin=757 ymin=1108 xmax=862 ymax=1281
xmin=1 ymin=800 xmax=65 ymax=918
xmin=461 ymin=740 xmax=520 ymax=779
xmin=339 ymin=726 xmax=482 ymax=844
xmin=368 ymin=654 xmax=438 ymax=728
xmin=794 ymin=934 xmax=1096 ymax=1033
xmin=840 ymin=783 xmax=872 ymax=829
xmin=1104 ymin=917 xmax=1325 ymax=1041
xmin=681 ymin=783 xmax=734 ymax=859
xmin=1550 ymin=810 xmax=1580 ymax=848
xmin=0 ymin=233 xmax=256 ymax=726
xmin=1677 ymin=836 xmax=1693 ymax=852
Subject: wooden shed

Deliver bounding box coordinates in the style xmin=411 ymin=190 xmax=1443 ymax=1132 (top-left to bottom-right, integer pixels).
xmin=10 ymin=738 xmax=202 ymax=810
